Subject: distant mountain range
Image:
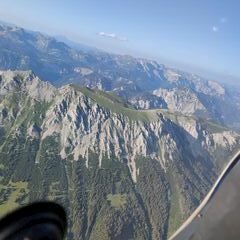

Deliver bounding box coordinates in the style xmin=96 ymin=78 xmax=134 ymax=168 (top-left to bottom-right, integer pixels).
xmin=0 ymin=24 xmax=240 ymax=130
xmin=0 ymin=23 xmax=240 ymax=240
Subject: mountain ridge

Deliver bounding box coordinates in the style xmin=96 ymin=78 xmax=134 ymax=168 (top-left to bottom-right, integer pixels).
xmin=0 ymin=22 xmax=240 ymax=239
xmin=0 ymin=72 xmax=238 ymax=240
xmin=1 ymin=23 xmax=240 ymax=131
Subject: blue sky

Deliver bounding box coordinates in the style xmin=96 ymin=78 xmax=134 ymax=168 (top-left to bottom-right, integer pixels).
xmin=0 ymin=0 xmax=239 ymax=82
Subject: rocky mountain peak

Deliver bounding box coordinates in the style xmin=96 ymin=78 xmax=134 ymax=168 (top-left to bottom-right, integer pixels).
xmin=0 ymin=70 xmax=56 ymax=102
xmin=0 ymin=70 xmax=239 ymax=240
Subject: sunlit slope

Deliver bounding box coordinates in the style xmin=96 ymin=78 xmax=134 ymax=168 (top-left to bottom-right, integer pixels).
xmin=0 ymin=71 xmax=239 ymax=240
xmin=1 ymin=24 xmax=240 ymax=130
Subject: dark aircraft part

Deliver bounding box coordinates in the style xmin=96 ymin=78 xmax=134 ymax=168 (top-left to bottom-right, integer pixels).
xmin=0 ymin=202 xmax=67 ymax=240
xmin=169 ymin=151 xmax=240 ymax=240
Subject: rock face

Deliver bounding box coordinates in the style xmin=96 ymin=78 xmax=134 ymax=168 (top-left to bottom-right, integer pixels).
xmin=152 ymin=88 xmax=207 ymax=116
xmin=0 ymin=71 xmax=239 ymax=240
xmin=1 ymin=24 xmax=240 ymax=130
xmin=0 ymin=70 xmax=56 ymax=102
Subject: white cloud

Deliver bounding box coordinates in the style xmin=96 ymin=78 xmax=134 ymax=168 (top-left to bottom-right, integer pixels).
xmin=97 ymin=32 xmax=128 ymax=41
xmin=212 ymin=26 xmax=219 ymax=32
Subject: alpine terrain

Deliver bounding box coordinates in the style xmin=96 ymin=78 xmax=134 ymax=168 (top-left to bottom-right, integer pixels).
xmin=0 ymin=70 xmax=239 ymax=240
xmin=1 ymin=24 xmax=240 ymax=130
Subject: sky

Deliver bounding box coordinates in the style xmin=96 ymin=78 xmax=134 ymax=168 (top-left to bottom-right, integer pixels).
xmin=0 ymin=0 xmax=239 ymax=82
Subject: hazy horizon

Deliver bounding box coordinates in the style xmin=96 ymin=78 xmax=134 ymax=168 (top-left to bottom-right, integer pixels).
xmin=0 ymin=0 xmax=239 ymax=85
